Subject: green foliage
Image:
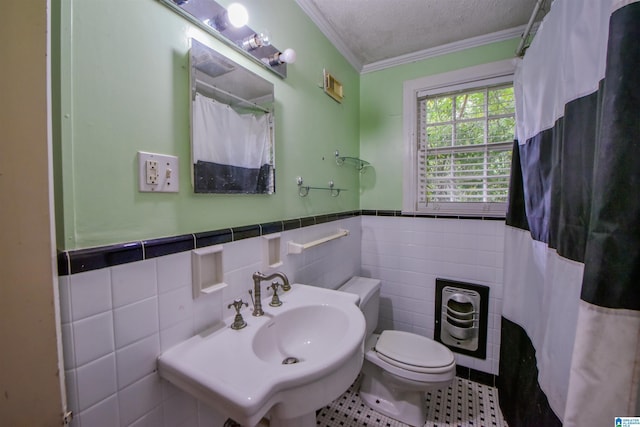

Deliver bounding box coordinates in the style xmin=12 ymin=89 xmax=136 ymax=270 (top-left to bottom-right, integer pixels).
xmin=488 ymin=117 xmax=515 ymax=144
xmin=421 ymin=84 xmax=515 ymax=203
xmin=456 ymin=91 xmax=485 ymax=120
xmin=456 ymin=121 xmax=484 ymax=146
xmin=426 ymin=97 xmax=452 ymax=123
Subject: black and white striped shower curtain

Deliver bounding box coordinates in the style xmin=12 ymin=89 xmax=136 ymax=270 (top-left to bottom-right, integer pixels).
xmin=499 ymin=1 xmax=640 ymax=426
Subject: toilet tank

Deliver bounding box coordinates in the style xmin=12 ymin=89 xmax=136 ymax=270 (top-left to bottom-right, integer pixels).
xmin=338 ymin=277 xmax=381 ymax=338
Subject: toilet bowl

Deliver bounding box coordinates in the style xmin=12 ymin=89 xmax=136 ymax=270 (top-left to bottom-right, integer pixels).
xmin=338 ymin=277 xmax=455 ymax=427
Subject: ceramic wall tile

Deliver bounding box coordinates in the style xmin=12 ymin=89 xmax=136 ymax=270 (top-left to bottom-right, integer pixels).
xmin=118 ymin=373 xmax=163 ymax=426
xmin=76 ymin=353 xmax=117 ymax=411
xmin=73 ymin=311 xmax=114 ymax=367
xmin=156 ymin=252 xmax=191 ymax=294
xmin=77 ymin=394 xmax=119 ymax=427
xmin=59 ymin=213 xmax=502 ymax=424
xmin=113 ymin=297 xmax=158 ymax=349
xmin=116 ymin=334 xmax=160 ymax=390
xmin=111 ymin=259 xmax=157 ymax=308
xmin=69 ymin=269 xmax=112 ymax=321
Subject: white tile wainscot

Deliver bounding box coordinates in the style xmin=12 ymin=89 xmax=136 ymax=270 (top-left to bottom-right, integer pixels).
xmin=58 ymin=214 xmax=505 ymax=426
xmin=58 ymin=217 xmax=361 ymax=427
xmin=360 ymin=215 xmax=505 ymax=375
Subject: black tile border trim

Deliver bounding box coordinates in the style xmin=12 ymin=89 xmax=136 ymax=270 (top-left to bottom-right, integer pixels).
xmin=57 ymin=251 xmax=69 ymax=276
xmin=143 ymin=234 xmax=195 ymax=259
xmin=58 ymin=209 xmax=504 ymax=276
xmin=282 ymin=219 xmax=301 ymax=231
xmin=60 ymin=210 xmax=360 ymax=276
xmin=260 ymin=221 xmax=284 ymax=235
xmin=456 ymin=365 xmax=498 ymax=387
xmin=231 ymin=225 xmax=261 ymax=241
xmin=300 ymin=216 xmax=316 ymax=227
xmin=361 ymin=210 xmax=506 ymax=221
xmin=67 ymin=242 xmax=144 ymax=275
xmin=195 ymin=229 xmax=233 ymax=248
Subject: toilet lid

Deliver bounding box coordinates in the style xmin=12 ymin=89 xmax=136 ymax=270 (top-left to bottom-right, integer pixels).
xmin=374 ymin=330 xmax=454 ymax=370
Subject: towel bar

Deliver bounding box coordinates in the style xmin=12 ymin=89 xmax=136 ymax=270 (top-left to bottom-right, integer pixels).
xmin=287 ymin=229 xmax=350 ymax=254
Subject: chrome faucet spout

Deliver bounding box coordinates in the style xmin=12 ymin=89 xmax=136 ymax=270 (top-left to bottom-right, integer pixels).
xmin=251 ymin=271 xmax=291 ymax=316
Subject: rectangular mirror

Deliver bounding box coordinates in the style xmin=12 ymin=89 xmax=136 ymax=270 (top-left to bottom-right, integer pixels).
xmin=190 ymin=39 xmax=275 ymax=194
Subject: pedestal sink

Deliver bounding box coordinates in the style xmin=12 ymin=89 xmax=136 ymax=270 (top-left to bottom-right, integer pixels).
xmin=157 ymin=284 xmax=366 ymax=427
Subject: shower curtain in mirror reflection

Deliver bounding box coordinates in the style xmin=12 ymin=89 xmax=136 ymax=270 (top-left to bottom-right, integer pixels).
xmin=499 ymin=1 xmax=640 ymax=427
xmin=193 ymin=93 xmax=273 ymax=193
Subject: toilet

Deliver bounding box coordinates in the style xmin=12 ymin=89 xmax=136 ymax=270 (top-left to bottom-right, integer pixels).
xmin=338 ymin=276 xmax=456 ymax=427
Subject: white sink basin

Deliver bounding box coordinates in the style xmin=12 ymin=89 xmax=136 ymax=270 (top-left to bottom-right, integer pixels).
xmin=252 ymin=304 xmax=349 ymax=365
xmin=158 ymin=284 xmax=365 ymax=427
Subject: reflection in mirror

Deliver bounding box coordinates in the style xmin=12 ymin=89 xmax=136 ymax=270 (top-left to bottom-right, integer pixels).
xmin=160 ymin=0 xmax=291 ymax=78
xmin=190 ymin=39 xmax=275 ymax=194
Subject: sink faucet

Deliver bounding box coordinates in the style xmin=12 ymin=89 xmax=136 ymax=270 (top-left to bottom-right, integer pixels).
xmin=251 ymin=271 xmax=290 ymax=316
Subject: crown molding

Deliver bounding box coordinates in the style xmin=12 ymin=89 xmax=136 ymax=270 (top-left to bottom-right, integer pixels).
xmin=295 ymin=1 xmax=538 ymax=75
xmin=295 ymin=0 xmax=363 ymax=72
xmin=361 ymin=25 xmax=530 ymax=74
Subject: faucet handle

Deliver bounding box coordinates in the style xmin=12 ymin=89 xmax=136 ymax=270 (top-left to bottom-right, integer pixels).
xmin=227 ymin=298 xmax=249 ymax=330
xmin=270 ymin=280 xmax=290 ymax=292
xmin=228 ymin=298 xmax=249 ymax=312
xmin=268 ymin=282 xmax=284 ymax=307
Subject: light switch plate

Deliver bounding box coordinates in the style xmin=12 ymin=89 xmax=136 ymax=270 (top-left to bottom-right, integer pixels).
xmin=138 ymin=151 xmax=179 ymax=193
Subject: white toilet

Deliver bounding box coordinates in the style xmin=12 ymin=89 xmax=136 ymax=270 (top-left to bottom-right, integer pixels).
xmin=338 ymin=276 xmax=456 ymax=427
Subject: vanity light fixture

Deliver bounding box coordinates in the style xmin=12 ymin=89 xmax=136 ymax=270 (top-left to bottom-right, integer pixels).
xmin=240 ymin=31 xmax=271 ymax=51
xmin=208 ymin=2 xmax=248 ymax=31
xmin=263 ymin=48 xmax=297 ymax=66
xmin=161 ymin=0 xmax=292 ymax=78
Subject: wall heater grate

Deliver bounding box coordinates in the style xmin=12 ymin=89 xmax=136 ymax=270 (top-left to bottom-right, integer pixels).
xmin=434 ymin=278 xmax=490 ymax=359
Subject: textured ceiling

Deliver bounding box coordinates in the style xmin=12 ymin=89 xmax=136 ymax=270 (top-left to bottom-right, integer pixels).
xmin=296 ymin=0 xmax=549 ymax=72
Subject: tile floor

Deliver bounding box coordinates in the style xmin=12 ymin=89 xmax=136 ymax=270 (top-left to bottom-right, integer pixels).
xmin=316 ymin=376 xmax=508 ymax=427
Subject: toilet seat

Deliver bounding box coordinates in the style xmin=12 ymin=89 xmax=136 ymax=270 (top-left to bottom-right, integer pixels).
xmin=374 ymin=330 xmax=455 ymax=374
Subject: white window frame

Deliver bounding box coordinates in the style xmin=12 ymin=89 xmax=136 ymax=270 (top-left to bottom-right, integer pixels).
xmin=402 ymin=59 xmax=516 ymax=217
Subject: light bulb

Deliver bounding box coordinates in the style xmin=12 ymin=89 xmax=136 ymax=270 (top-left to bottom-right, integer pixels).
xmin=240 ymin=31 xmax=271 ymax=51
xmin=227 ymin=3 xmax=248 ymax=28
xmin=262 ymin=48 xmax=297 ymax=67
xmin=279 ymin=48 xmax=296 ymax=64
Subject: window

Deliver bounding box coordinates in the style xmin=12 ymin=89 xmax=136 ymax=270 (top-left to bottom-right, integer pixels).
xmin=403 ymin=60 xmax=516 ymax=217
xmin=419 ymin=84 xmax=514 ymax=205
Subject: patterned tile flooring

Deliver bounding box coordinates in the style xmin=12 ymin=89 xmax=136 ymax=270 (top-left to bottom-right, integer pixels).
xmin=316 ymin=376 xmax=508 ymax=427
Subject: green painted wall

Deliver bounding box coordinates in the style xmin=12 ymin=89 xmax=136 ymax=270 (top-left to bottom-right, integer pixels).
xmin=53 ymin=0 xmax=519 ymax=250
xmin=54 ymin=0 xmax=360 ymax=250
xmin=358 ymin=39 xmax=519 ymax=210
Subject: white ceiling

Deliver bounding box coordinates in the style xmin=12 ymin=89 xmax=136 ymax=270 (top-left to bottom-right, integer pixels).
xmin=295 ymin=0 xmax=549 ymax=73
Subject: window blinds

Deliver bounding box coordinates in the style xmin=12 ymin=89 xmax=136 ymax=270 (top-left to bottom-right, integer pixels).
xmin=417 ymin=84 xmax=514 ymax=213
